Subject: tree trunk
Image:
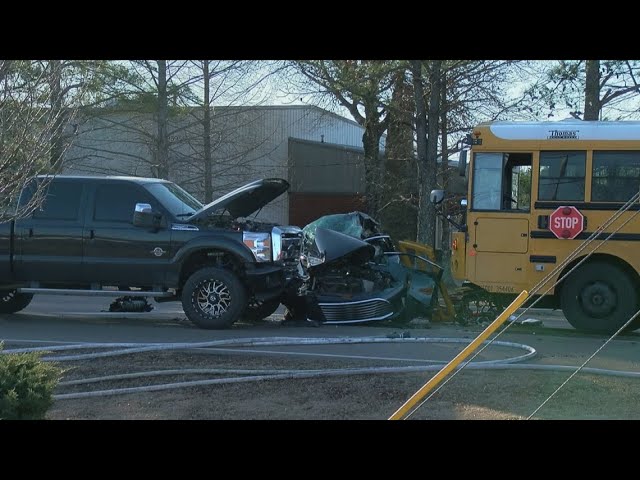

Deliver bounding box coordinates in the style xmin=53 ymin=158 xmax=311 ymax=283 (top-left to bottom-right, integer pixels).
xmin=440 ymin=71 xmax=449 ymax=254
xmin=156 ymin=60 xmax=169 ymax=179
xmin=424 ymin=61 xmax=441 ymax=249
xmin=362 ymin=121 xmax=381 ymax=217
xmin=584 ymin=60 xmax=601 ymax=120
xmin=382 ymin=70 xmax=417 ymax=241
xmin=412 ymin=60 xmax=429 ymax=245
xmin=413 ymin=60 xmax=441 ymax=248
xmin=49 ymin=60 xmax=64 ymax=169
xmin=203 ymin=60 xmax=213 ymax=203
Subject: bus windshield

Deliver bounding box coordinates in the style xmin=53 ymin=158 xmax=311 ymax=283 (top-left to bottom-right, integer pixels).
xmin=472 ymin=152 xmax=532 ymax=211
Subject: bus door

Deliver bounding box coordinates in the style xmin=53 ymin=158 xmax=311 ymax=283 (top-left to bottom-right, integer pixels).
xmin=469 ymin=152 xmax=532 ymax=291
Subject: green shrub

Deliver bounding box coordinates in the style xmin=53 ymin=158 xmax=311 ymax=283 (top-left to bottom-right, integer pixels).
xmin=0 ymin=343 xmax=63 ymax=420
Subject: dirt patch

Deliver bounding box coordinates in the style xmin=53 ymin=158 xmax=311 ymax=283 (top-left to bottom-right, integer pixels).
xmin=46 ymin=348 xmax=640 ymax=420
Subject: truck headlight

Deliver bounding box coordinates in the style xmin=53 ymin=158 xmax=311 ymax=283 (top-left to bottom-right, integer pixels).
xmin=243 ymin=232 xmax=272 ymax=262
xmin=272 ymin=225 xmax=302 ymax=262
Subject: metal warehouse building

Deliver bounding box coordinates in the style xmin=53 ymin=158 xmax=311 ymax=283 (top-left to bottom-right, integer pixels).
xmin=63 ymin=105 xmax=375 ymax=227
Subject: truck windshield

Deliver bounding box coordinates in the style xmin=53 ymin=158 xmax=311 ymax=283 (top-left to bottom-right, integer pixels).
xmin=144 ymin=182 xmax=203 ymax=218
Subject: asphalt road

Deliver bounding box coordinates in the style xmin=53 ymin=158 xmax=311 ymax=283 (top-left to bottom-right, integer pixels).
xmin=2 ymin=294 xmax=639 ymax=373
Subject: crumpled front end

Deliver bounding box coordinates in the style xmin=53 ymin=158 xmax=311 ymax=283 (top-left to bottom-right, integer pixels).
xmin=311 ymin=261 xmax=408 ymax=324
xmin=284 ymin=211 xmax=441 ymax=325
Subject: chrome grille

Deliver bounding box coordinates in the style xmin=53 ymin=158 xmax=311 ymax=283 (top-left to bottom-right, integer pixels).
xmin=318 ymin=298 xmax=393 ymax=323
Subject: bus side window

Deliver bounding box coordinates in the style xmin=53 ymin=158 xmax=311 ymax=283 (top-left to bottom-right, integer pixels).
xmin=592 ymin=151 xmax=640 ymax=202
xmin=503 ymin=153 xmax=532 ymax=211
xmin=538 ymin=151 xmax=586 ymax=201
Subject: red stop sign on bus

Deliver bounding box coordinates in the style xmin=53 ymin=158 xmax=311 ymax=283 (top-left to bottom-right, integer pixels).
xmin=549 ymin=206 xmax=584 ymax=239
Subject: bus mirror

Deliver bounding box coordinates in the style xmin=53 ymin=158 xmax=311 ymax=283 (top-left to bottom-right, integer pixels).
xmin=460 ymin=198 xmax=467 ymax=207
xmin=430 ymin=189 xmax=445 ymax=205
xmin=458 ymin=149 xmax=468 ymax=177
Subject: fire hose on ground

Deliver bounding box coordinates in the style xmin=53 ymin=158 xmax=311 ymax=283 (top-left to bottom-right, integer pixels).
xmin=2 ymin=335 xmax=640 ymax=402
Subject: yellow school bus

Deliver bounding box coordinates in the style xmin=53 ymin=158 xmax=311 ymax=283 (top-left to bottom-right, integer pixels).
xmin=432 ymin=120 xmax=640 ymax=334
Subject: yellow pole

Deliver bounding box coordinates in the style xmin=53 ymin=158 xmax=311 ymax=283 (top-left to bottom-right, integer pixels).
xmin=388 ymin=289 xmax=529 ymax=420
xmin=437 ymin=278 xmax=456 ymax=321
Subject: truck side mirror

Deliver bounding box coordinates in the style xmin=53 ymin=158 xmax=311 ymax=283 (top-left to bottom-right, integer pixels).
xmin=430 ymin=190 xmax=445 ymax=205
xmin=133 ymin=203 xmax=161 ymax=228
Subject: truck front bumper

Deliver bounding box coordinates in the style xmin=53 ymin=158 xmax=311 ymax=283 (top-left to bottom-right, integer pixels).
xmin=244 ymin=264 xmax=286 ymax=301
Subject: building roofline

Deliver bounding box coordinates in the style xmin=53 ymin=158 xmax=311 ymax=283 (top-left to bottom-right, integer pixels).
xmin=88 ymin=103 xmax=364 ymax=128
xmin=288 ymin=136 xmax=366 ymax=154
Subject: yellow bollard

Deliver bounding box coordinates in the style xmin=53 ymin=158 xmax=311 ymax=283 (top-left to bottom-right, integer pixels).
xmin=388 ymin=290 xmax=529 ymax=420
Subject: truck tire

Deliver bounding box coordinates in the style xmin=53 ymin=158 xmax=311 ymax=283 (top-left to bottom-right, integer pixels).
xmin=181 ymin=267 xmax=247 ymax=329
xmin=561 ymin=261 xmax=639 ymax=334
xmin=0 ymin=290 xmax=34 ymax=314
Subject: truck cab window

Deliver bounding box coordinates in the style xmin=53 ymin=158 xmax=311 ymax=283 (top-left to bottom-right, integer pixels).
xmin=32 ymin=182 xmax=83 ymax=220
xmin=472 ymin=152 xmax=532 ymax=211
xmin=94 ymin=184 xmax=154 ymax=223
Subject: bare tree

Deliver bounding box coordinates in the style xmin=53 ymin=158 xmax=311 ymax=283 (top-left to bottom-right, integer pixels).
xmin=65 ymin=60 xmax=284 ymax=203
xmin=64 ymin=60 xmax=193 ymax=179
xmin=443 ymin=60 xmax=522 ymax=131
xmin=178 ymin=60 xmax=278 ymax=201
xmin=156 ymin=60 xmax=170 ymax=178
xmin=0 ymin=60 xmax=83 ymax=220
xmin=285 ymin=59 xmax=522 ymax=247
xmin=202 ymin=60 xmax=213 ymax=201
xmin=288 ymin=60 xmax=399 ymax=217
xmin=584 ymin=60 xmax=601 ymax=120
xmin=38 ymin=60 xmax=131 ymax=167
xmin=439 ymin=68 xmax=450 ymax=243
xmin=527 ymin=60 xmax=640 ymax=120
xmin=411 ymin=60 xmax=441 ymax=247
xmin=380 ymin=68 xmax=418 ymax=241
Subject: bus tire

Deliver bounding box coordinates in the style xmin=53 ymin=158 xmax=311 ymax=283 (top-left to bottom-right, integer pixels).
xmin=560 ymin=261 xmax=639 ymax=334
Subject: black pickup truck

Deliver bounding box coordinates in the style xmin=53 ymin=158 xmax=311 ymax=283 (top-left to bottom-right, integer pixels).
xmin=0 ymin=175 xmax=302 ymax=329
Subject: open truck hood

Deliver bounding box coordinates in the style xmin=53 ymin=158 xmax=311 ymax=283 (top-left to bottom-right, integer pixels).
xmin=189 ymin=178 xmax=289 ymax=221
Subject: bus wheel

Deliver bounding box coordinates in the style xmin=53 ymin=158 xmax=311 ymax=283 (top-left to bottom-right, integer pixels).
xmin=561 ymin=261 xmax=639 ymax=334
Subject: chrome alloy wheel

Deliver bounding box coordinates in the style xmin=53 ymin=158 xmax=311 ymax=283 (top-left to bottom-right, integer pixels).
xmin=195 ymin=280 xmax=232 ymax=317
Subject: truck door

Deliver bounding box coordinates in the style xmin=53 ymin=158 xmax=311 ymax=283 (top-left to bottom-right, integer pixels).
xmin=82 ymin=181 xmax=172 ymax=287
xmin=13 ymin=180 xmax=86 ymax=283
